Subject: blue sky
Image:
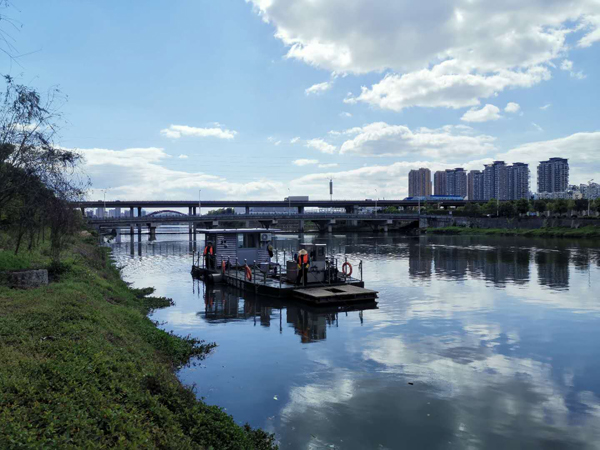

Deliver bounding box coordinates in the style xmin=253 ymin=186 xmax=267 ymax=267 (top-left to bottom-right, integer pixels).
xmin=5 ymin=0 xmax=600 ymax=200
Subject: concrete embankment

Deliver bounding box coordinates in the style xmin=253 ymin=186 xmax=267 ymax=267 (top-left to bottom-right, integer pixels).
xmin=421 ymin=215 xmax=600 ymax=231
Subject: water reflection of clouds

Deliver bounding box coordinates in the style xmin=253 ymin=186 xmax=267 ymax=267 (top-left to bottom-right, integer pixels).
xmin=279 ymin=331 xmax=600 ymax=448
xmin=111 ymin=234 xmax=600 ymax=448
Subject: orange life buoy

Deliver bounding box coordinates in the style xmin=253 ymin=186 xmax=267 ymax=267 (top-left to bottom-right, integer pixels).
xmin=245 ymin=265 xmax=252 ymax=281
xmin=342 ymin=262 xmax=352 ymax=277
xmin=222 ymin=260 xmax=226 ymax=274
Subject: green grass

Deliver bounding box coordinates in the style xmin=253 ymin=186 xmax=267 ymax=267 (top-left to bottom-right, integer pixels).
xmin=426 ymin=225 xmax=600 ymax=239
xmin=0 ymin=233 xmax=277 ymax=449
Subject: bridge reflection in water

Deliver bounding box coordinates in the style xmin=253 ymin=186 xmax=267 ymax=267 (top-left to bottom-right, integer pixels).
xmin=196 ymin=282 xmax=377 ymax=344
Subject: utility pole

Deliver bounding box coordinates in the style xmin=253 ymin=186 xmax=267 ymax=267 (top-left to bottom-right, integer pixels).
xmin=198 ymin=189 xmax=201 ymax=216
xmin=588 ymin=179 xmax=594 ymax=216
xmin=102 ymin=188 xmax=107 ymax=219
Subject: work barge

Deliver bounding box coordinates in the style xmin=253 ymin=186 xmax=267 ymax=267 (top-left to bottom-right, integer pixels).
xmin=191 ymin=229 xmax=378 ymax=305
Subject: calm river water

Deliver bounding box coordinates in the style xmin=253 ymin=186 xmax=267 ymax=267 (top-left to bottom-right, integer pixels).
xmin=110 ymin=232 xmax=600 ymax=449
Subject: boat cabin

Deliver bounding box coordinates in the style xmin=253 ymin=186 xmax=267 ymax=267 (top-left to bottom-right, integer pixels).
xmin=199 ymin=228 xmax=278 ymax=269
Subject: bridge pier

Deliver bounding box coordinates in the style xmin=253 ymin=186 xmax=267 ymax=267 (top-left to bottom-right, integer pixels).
xmin=148 ymin=225 xmax=157 ymax=241
xmin=245 ymin=206 xmax=250 ymax=214
xmin=298 ymin=206 xmax=304 ymax=214
xmin=314 ymin=219 xmax=335 ymax=233
xmin=137 ymin=207 xmax=142 ymax=217
xmin=80 ymin=207 xmax=85 ymax=217
xmin=299 ymin=220 xmax=305 ymax=233
xmin=129 ymin=225 xmax=134 ymax=256
xmin=130 ymin=207 xmax=134 ymax=218
xmin=193 ymin=206 xmax=197 ymax=216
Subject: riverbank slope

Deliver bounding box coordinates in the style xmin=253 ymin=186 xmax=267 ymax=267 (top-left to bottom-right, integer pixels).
xmin=0 ymin=233 xmax=276 ymax=449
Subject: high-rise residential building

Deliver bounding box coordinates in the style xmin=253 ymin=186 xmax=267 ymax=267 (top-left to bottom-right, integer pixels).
xmin=445 ymin=169 xmax=455 ymax=196
xmin=483 ymin=161 xmax=508 ymax=200
xmin=443 ymin=168 xmax=467 ymax=197
xmin=454 ymin=168 xmax=467 ymax=198
xmin=507 ymin=163 xmax=530 ymax=200
xmin=468 ymin=170 xmax=485 ymax=200
xmin=537 ymin=158 xmax=569 ymax=193
xmin=408 ymin=168 xmax=432 ymax=197
xmin=434 ymin=171 xmax=447 ymax=195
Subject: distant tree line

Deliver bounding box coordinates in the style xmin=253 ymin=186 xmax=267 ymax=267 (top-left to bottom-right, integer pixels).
xmin=207 ymin=207 xmax=236 ymax=215
xmin=0 ymin=76 xmax=87 ymax=264
xmin=383 ymin=198 xmax=600 ymax=218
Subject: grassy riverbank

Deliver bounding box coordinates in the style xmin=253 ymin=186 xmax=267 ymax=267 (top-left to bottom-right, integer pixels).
xmin=426 ymin=226 xmax=600 ymax=239
xmin=0 ymin=233 xmax=277 ymax=449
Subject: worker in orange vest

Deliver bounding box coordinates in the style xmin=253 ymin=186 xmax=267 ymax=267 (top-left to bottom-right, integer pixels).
xmin=203 ymin=241 xmax=215 ymax=270
xmin=296 ymin=248 xmax=309 ymax=286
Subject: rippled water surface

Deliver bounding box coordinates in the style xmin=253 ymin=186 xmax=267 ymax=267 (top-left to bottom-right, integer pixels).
xmin=110 ymin=231 xmax=600 ymax=449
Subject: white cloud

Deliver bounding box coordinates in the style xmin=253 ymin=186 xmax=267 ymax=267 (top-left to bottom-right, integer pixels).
xmin=505 ymin=102 xmax=521 ymax=113
xmin=560 ymin=59 xmax=573 ymax=71
xmin=461 ymin=104 xmax=502 ymax=122
xmin=290 ymin=137 xmax=300 ymax=144
xmin=318 ymin=163 xmax=339 ymax=169
xmin=305 ymin=138 xmax=337 ymax=154
xmin=178 ymin=154 xmax=188 ymax=159
xmin=80 ymin=146 xmax=282 ymax=200
xmin=334 ymin=122 xmax=495 ymax=158
xmin=340 ymin=112 xmax=352 ymax=118
xmin=531 ymin=122 xmax=544 ymax=132
xmin=161 ymin=124 xmax=237 ymax=140
xmin=540 ymin=103 xmax=552 ymax=110
xmin=290 ymin=160 xmax=483 ymax=199
xmin=293 ymin=159 xmax=319 ymax=166
xmin=497 ymin=131 xmax=600 ymax=188
xmin=345 ymin=64 xmax=551 ymax=111
xmin=249 ymin=0 xmax=600 ymax=109
xmin=560 ymin=59 xmax=586 ymax=79
xmin=305 ymin=81 xmax=333 ymax=95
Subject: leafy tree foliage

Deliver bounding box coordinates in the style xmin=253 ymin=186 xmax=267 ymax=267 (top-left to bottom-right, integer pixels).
xmin=0 ymin=77 xmax=87 ymax=262
xmin=515 ymin=198 xmax=530 ymax=215
xmin=498 ymin=202 xmax=517 ymax=217
xmin=533 ymin=199 xmax=547 ymax=214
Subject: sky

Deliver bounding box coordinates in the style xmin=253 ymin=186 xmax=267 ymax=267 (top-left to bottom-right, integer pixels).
xmin=4 ymin=0 xmax=600 ymax=201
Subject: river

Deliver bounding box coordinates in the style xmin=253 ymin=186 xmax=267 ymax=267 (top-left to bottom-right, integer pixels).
xmin=109 ymin=231 xmax=600 ymax=449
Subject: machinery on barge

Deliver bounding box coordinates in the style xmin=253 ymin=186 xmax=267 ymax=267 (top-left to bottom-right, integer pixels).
xmin=191 ymin=229 xmax=377 ymax=304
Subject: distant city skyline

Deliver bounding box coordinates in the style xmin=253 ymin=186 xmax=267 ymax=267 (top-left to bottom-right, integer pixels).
xmin=5 ymin=2 xmax=600 ymax=201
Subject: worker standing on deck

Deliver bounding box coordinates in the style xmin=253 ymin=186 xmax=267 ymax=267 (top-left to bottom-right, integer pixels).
xmin=296 ymin=248 xmax=310 ymax=286
xmin=203 ymin=241 xmax=215 ymax=270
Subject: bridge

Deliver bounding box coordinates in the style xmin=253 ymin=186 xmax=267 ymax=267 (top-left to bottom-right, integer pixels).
xmin=88 ymin=212 xmax=425 ymax=235
xmin=75 ymin=198 xmax=472 ymax=218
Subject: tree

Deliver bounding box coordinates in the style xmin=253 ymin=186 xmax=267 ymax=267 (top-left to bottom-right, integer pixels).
xmin=463 ymin=202 xmax=481 ymax=217
xmin=383 ymin=206 xmax=399 ymax=214
xmin=515 ymin=198 xmax=530 ymax=215
xmin=498 ymin=202 xmax=516 ymax=217
xmin=533 ymin=199 xmax=547 ymax=215
xmin=550 ymin=199 xmax=569 ymax=215
xmin=482 ymin=199 xmax=498 ymax=216
xmin=0 ymin=76 xmax=86 ymax=210
xmin=574 ymin=198 xmax=588 ymax=213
